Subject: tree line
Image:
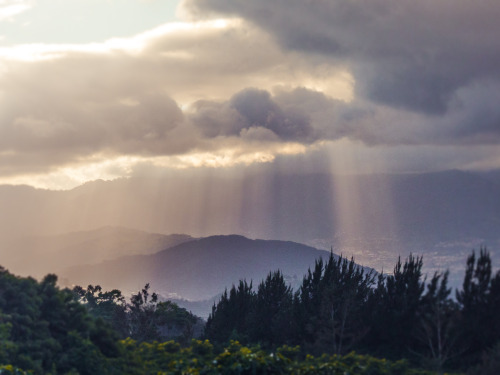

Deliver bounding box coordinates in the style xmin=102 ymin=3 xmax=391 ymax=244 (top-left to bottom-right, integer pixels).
xmin=0 ymin=262 xmax=438 ymax=375
xmin=72 ymin=283 xmax=202 ymax=345
xmin=204 ymin=248 xmax=500 ymax=373
xmin=0 ymin=248 xmax=499 ymax=374
xmin=0 ymin=267 xmax=199 ymax=374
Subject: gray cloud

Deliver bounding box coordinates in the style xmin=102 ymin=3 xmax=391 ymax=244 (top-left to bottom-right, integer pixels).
xmin=445 ymin=81 xmax=500 ymax=144
xmin=190 ymin=83 xmax=500 ymax=149
xmin=188 ymin=99 xmax=246 ymax=138
xmin=183 ymin=0 xmax=500 ymax=114
xmin=230 ymin=88 xmax=314 ymax=141
xmin=1 ymin=8 xmax=500 ymax=183
xmin=0 ymin=17 xmax=354 ymax=176
xmin=0 ymin=55 xmax=191 ymax=174
xmin=189 ymin=88 xmax=316 ymax=142
xmin=189 ymin=88 xmax=358 ymax=143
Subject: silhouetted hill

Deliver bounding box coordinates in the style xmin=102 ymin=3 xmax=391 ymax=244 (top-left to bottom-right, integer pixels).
xmin=0 ymin=226 xmax=193 ymax=278
xmin=61 ymin=235 xmax=334 ymax=302
xmin=1 ymin=170 xmax=499 ymax=289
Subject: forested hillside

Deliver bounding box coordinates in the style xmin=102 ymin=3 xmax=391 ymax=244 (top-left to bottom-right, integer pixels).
xmin=0 ymin=267 xmax=200 ymax=374
xmin=0 ymin=248 xmax=499 ymax=373
xmin=204 ymin=249 xmax=500 ymax=373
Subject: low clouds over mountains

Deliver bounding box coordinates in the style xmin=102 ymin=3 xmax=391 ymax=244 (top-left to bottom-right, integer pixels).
xmin=1 ymin=1 xmax=500 ymax=188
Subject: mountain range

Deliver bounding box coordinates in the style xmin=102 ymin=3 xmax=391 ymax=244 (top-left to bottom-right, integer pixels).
xmin=0 ymin=226 xmax=193 ymax=279
xmin=1 ymin=169 xmax=498 ymax=313
xmin=0 ymin=170 xmax=498 ymax=245
xmin=60 ymin=234 xmax=333 ymax=302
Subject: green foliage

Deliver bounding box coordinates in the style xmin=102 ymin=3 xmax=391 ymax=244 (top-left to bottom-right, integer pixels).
xmin=127 ymin=283 xmax=160 ymax=342
xmin=296 ymin=253 xmax=375 ymax=355
xmin=0 ymin=365 xmax=32 ymax=374
xmin=250 ymin=270 xmax=294 ymax=347
xmin=362 ymin=254 xmax=425 ymax=359
xmin=155 ymin=300 xmax=199 ymax=345
xmin=205 ymin=280 xmax=255 ymax=345
xmin=455 ymin=247 xmax=500 ymax=368
xmin=112 ymin=339 xmax=445 ymax=375
xmin=74 ymin=283 xmax=200 ymax=345
xmin=0 ymin=267 xmax=118 ymax=374
xmin=205 ymin=250 xmax=500 ymax=373
xmin=467 ymin=341 xmax=500 ymax=375
xmin=73 ymin=284 xmax=128 ymax=338
xmin=414 ymin=271 xmax=460 ymax=372
xmin=206 ymin=255 xmax=374 ymax=353
xmin=1 ymin=247 xmax=498 ymax=374
xmin=0 ymin=318 xmax=16 ymax=364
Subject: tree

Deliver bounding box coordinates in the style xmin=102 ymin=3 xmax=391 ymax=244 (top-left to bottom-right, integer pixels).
xmin=155 ymin=300 xmax=199 ymax=345
xmin=0 ymin=268 xmax=119 ymax=374
xmin=127 ymin=283 xmax=159 ymax=342
xmin=249 ymin=271 xmax=294 ymax=348
xmin=363 ymin=254 xmax=425 ymax=359
xmin=317 ymin=254 xmax=375 ymax=354
xmin=456 ymin=248 xmax=500 ymax=366
xmin=293 ymin=258 xmax=324 ymax=350
xmin=414 ymin=270 xmax=460 ymax=372
xmin=204 ymin=280 xmax=255 ymax=344
xmin=73 ymin=284 xmax=128 ymax=338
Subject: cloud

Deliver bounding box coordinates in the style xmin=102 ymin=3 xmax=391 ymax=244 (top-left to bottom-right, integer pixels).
xmin=444 ymin=81 xmax=500 ymax=144
xmin=182 ymin=0 xmax=500 ymax=115
xmin=0 ymin=18 xmax=353 ymax=178
xmin=181 ymin=0 xmax=500 ymax=151
xmin=190 ymin=88 xmax=315 ymax=142
xmin=0 ymin=0 xmax=31 ymax=21
xmin=1 ymin=6 xmax=500 ymax=188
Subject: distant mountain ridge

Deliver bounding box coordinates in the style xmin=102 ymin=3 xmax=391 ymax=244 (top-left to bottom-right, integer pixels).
xmin=1 ymin=170 xmax=499 ymax=297
xmin=0 ymin=226 xmax=194 ymax=278
xmin=0 ymin=170 xmax=498 ymax=244
xmin=60 ymin=234 xmax=335 ymax=302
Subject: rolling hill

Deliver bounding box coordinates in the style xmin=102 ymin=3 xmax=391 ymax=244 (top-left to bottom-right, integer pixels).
xmin=1 ymin=170 xmax=498 ymax=295
xmin=0 ymin=226 xmax=193 ymax=278
xmin=60 ymin=235 xmax=336 ymax=302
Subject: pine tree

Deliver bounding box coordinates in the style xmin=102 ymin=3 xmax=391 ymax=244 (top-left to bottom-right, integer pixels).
xmin=456 ymin=248 xmax=500 ymax=366
xmin=204 ymin=280 xmax=255 ymax=344
xmin=317 ymin=254 xmax=374 ymax=354
xmin=249 ymin=271 xmax=293 ymax=348
xmin=363 ymin=254 xmax=425 ymax=359
xmin=293 ymin=258 xmax=324 ymax=349
xmin=415 ymin=270 xmax=460 ymax=372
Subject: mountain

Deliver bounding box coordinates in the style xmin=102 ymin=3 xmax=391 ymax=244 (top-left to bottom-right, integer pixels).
xmin=60 ymin=235 xmax=334 ymax=302
xmin=1 ymin=170 xmax=499 ymax=287
xmin=389 ymin=170 xmax=500 ymax=242
xmin=0 ymin=170 xmax=498 ymax=244
xmin=0 ymin=226 xmax=193 ymax=278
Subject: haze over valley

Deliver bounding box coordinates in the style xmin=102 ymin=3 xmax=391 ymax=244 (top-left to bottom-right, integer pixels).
xmin=0 ymin=169 xmax=498 ymax=304
xmin=1 ymin=0 xmax=500 ymax=328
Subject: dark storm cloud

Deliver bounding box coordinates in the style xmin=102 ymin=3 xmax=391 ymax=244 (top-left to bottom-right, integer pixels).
xmin=190 ymin=88 xmax=315 ymax=142
xmin=188 ymin=99 xmax=246 ymax=138
xmin=271 ymin=85 xmax=500 ymax=147
xmin=183 ymin=0 xmax=500 ymax=114
xmin=231 ymin=88 xmax=314 ymax=141
xmin=2 ymin=8 xmax=500 ymax=181
xmin=440 ymin=81 xmax=500 ymax=144
xmin=0 ymin=19 xmax=338 ymax=176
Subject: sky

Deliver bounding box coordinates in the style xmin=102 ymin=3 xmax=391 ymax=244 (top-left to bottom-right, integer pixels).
xmin=1 ymin=0 xmax=500 ymax=190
